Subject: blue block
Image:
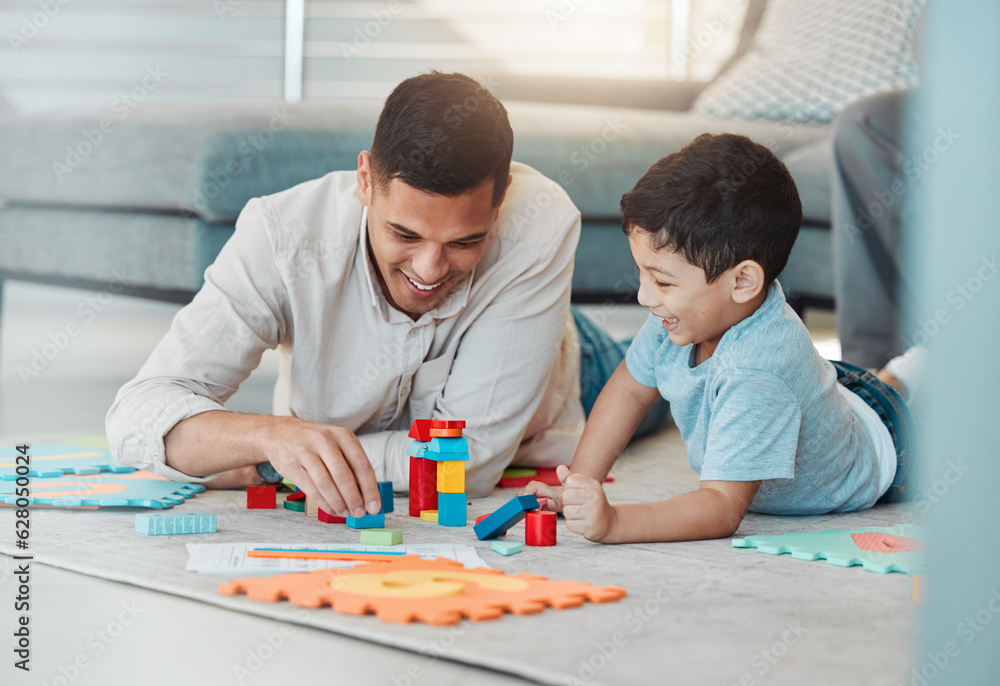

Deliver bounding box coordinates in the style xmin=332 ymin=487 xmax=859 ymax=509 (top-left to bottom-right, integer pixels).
xmin=406 ymin=440 xmax=428 ymax=457
xmin=427 ymin=437 xmax=469 ymax=454
xmin=437 ymin=492 xmax=467 ymax=527
xmin=378 ymin=481 xmax=394 ymax=514
xmin=346 ymin=513 xmax=385 ymax=529
xmin=135 ymin=512 xmax=217 ymax=535
xmin=491 ymin=540 xmax=523 ymax=556
xmin=473 ymin=494 xmax=539 ymax=540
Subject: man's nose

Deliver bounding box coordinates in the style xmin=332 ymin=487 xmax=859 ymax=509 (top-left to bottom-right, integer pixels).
xmin=412 ymin=244 xmax=449 ymax=283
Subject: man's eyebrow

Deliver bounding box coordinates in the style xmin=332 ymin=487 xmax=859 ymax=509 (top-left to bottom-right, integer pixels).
xmin=387 ymin=222 xmax=489 ymax=242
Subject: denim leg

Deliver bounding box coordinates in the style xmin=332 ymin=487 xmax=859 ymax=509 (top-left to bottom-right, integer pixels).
xmin=572 ymin=306 xmax=669 ymax=437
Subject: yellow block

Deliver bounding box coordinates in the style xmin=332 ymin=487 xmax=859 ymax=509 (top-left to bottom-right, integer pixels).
xmin=305 ymin=497 xmax=319 ymax=518
xmin=437 ymin=460 xmax=465 ymax=493
xmin=419 ymin=510 xmax=438 ymax=522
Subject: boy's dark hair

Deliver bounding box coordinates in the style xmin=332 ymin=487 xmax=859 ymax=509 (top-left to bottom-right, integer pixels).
xmin=370 ymin=71 xmax=513 ymax=206
xmin=620 ymin=133 xmax=802 ymax=285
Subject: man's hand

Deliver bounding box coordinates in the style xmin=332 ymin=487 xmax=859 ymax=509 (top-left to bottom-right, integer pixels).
xmin=556 ymin=465 xmax=617 ymax=542
xmin=259 ymin=416 xmax=382 ymax=519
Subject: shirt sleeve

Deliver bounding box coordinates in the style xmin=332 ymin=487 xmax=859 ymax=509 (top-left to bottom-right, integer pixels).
xmin=699 ymin=369 xmax=801 ymax=482
xmin=625 ymin=313 xmax=667 ymax=388
xmin=377 ymin=213 xmax=581 ymax=497
xmin=104 ymin=198 xmax=290 ymax=482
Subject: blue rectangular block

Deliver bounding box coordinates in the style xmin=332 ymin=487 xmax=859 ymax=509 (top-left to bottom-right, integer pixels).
xmin=346 ymin=513 xmax=386 ymax=529
xmin=135 ymin=512 xmax=217 ymax=535
xmin=378 ymin=481 xmax=394 ymax=514
xmin=437 ymin=492 xmax=467 ymax=527
xmin=473 ymin=494 xmax=539 ymax=540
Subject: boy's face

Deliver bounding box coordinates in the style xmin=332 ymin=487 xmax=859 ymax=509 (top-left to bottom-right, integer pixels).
xmin=628 ymin=230 xmax=743 ymax=356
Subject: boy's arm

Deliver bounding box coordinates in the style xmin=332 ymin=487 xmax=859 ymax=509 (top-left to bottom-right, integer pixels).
xmin=565 ymin=478 xmax=761 ymax=543
xmin=521 ymin=360 xmax=660 ymax=509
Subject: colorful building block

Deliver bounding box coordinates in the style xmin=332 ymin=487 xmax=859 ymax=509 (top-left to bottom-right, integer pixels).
xmin=438 ymin=492 xmax=467 ymax=527
xmin=135 ymin=512 xmax=217 ymax=535
xmin=429 ymin=428 xmax=463 ymax=438
xmin=409 ymin=456 xmax=438 ymax=516
xmin=247 ymin=486 xmax=276 ymax=509
xmin=474 ymin=512 xmax=504 ymax=535
xmin=305 ymin=497 xmax=319 ymax=518
xmin=431 ymin=420 xmax=466 ymax=430
xmin=419 ymin=510 xmax=438 ymax=522
xmin=378 ymin=481 xmax=394 ymax=514
xmin=406 ymin=440 xmax=428 ymax=457
xmin=285 ymin=491 xmax=306 ymax=502
xmin=360 ymin=528 xmax=403 ymax=546
xmin=426 ymin=437 xmax=469 ymax=455
xmin=346 ymin=513 xmax=385 ymax=529
xmin=473 ymin=494 xmax=540 ymax=540
xmin=408 ymin=419 xmax=435 ymax=442
xmin=318 ymin=508 xmax=347 ymax=523
xmin=491 ymin=540 xmax=523 ymax=556
xmin=284 ymin=499 xmax=305 ymax=512
xmin=525 ymin=510 xmax=557 ymax=546
xmin=437 ymin=460 xmax=465 ymax=493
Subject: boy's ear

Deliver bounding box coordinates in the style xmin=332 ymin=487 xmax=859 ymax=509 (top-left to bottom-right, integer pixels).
xmin=730 ymin=260 xmax=766 ymax=304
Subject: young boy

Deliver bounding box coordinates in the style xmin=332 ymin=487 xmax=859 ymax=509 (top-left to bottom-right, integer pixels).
xmin=523 ymin=133 xmax=919 ymax=544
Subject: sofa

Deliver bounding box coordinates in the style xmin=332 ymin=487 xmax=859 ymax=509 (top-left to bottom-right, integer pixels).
xmin=2 ymin=0 xmax=921 ymax=340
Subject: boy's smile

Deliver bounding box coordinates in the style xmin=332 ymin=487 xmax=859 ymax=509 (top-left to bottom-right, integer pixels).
xmin=628 ymin=230 xmax=763 ymax=362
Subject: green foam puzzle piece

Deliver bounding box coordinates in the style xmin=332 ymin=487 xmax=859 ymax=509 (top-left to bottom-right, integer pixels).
xmin=491 ymin=540 xmax=523 ymax=556
xmin=732 ymin=524 xmax=926 ymax=575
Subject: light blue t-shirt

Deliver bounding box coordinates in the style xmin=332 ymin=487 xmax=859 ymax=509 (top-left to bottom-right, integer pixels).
xmin=625 ymin=281 xmax=883 ymax=515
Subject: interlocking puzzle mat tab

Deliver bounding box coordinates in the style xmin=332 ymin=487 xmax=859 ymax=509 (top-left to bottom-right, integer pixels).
xmin=732 ymin=524 xmax=926 ymax=575
xmin=0 ymin=470 xmax=205 ymax=508
xmin=0 ymin=444 xmax=136 ymax=480
xmin=219 ymin=555 xmax=626 ymax=626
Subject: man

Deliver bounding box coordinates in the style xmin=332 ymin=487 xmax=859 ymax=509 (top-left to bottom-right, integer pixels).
xmin=107 ymin=72 xmax=593 ymax=520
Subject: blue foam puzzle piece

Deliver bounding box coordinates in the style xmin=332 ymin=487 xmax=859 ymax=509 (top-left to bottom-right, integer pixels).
xmin=473 ymin=494 xmax=539 ymax=540
xmin=406 ymin=440 xmax=428 ymax=457
xmin=346 ymin=513 xmax=386 ymax=529
xmin=437 ymin=492 xmax=467 ymax=527
xmin=378 ymin=481 xmax=394 ymax=514
xmin=135 ymin=512 xmax=217 ymax=535
xmin=427 ymin=437 xmax=469 ymax=454
xmin=0 ymin=444 xmax=136 ymax=481
xmin=0 ymin=470 xmax=205 ymax=509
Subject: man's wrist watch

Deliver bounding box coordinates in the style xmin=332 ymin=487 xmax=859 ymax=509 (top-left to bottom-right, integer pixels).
xmin=255 ymin=461 xmax=284 ymax=485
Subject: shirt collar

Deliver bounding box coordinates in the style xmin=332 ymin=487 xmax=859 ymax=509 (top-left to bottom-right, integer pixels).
xmin=357 ymin=204 xmax=475 ymax=324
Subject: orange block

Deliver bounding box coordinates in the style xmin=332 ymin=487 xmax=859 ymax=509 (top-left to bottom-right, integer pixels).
xmin=429 ymin=428 xmax=463 ymax=438
xmin=437 ymin=460 xmax=465 ymax=493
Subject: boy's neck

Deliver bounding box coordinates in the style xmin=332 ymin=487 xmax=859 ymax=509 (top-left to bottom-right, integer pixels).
xmin=694 ymin=286 xmax=771 ymax=365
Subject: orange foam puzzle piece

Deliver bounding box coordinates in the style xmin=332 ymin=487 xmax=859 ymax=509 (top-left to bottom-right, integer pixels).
xmin=219 ymin=556 xmax=626 ymax=626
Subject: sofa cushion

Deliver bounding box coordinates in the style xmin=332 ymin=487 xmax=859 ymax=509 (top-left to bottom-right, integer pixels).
xmin=779 ymin=140 xmax=833 ymax=224
xmin=692 ymin=0 xmax=924 ymax=123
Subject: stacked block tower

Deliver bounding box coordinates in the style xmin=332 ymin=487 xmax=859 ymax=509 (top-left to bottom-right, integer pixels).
xmin=407 ymin=419 xmax=468 ymax=527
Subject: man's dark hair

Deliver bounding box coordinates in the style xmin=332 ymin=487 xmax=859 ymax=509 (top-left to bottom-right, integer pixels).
xmin=620 ymin=133 xmax=802 ymax=285
xmin=370 ymin=71 xmax=513 ymax=206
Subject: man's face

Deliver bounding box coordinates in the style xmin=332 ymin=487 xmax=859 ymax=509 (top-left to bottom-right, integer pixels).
xmin=357 ymin=152 xmax=510 ymax=320
xmin=629 ymin=229 xmax=738 ymax=358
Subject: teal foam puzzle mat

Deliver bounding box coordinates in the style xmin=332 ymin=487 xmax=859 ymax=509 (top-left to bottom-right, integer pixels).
xmin=0 ymin=444 xmax=136 ymax=480
xmin=0 ymin=469 xmax=205 ymax=509
xmin=732 ymin=524 xmax=926 ymax=575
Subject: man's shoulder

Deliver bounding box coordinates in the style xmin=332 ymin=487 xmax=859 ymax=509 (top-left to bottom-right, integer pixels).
xmin=253 ymin=170 xmax=362 ymax=250
xmin=495 ymin=162 xmax=581 ymax=255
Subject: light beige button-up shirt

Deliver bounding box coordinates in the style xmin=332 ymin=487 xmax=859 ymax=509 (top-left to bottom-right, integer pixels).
xmin=106 ymin=162 xmax=585 ymax=495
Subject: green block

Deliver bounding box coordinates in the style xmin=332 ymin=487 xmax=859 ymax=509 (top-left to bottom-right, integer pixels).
xmin=502 ymin=467 xmax=537 ymax=479
xmin=283 ymin=499 xmax=305 ymax=512
xmin=360 ymin=528 xmax=403 ymax=546
xmin=491 ymin=540 xmax=523 ymax=556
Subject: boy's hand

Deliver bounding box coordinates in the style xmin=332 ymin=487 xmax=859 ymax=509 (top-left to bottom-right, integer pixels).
xmin=558 ymin=465 xmax=617 ymax=542
xmin=518 ymin=480 xmax=564 ymax=513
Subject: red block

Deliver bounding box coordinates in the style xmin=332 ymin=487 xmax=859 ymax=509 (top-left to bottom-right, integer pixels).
xmin=408 ymin=456 xmax=438 ymax=517
xmin=497 ymin=468 xmax=615 ymax=489
xmin=408 ymin=419 xmax=434 ymax=442
xmin=318 ymin=509 xmax=347 ymax=524
xmin=285 ymin=491 xmax=306 ymax=502
xmin=525 ymin=510 xmax=557 ymax=546
xmin=247 ymin=486 xmax=277 ymax=509
xmin=430 ymin=420 xmax=465 ymax=429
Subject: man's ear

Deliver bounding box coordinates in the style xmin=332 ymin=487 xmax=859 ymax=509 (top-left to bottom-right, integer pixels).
xmin=356 ymin=151 xmax=373 ymax=207
xmin=731 ymin=260 xmax=766 ymax=304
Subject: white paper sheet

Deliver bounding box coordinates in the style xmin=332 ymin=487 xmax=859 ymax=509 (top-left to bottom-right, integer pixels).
xmin=185 ymin=542 xmax=490 ymax=573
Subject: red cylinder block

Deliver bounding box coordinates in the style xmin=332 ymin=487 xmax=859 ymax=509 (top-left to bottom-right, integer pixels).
xmin=409 ymin=456 xmax=438 ymax=517
xmin=525 ymin=510 xmax=557 ymax=546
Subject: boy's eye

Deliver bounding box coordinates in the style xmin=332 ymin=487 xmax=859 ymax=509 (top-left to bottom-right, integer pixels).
xmin=655 ymin=281 xmax=671 ymax=288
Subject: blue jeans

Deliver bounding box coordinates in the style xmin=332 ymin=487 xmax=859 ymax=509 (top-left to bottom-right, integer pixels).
xmin=830 ymin=360 xmax=916 ymax=503
xmin=572 ymin=307 xmax=670 ymax=438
